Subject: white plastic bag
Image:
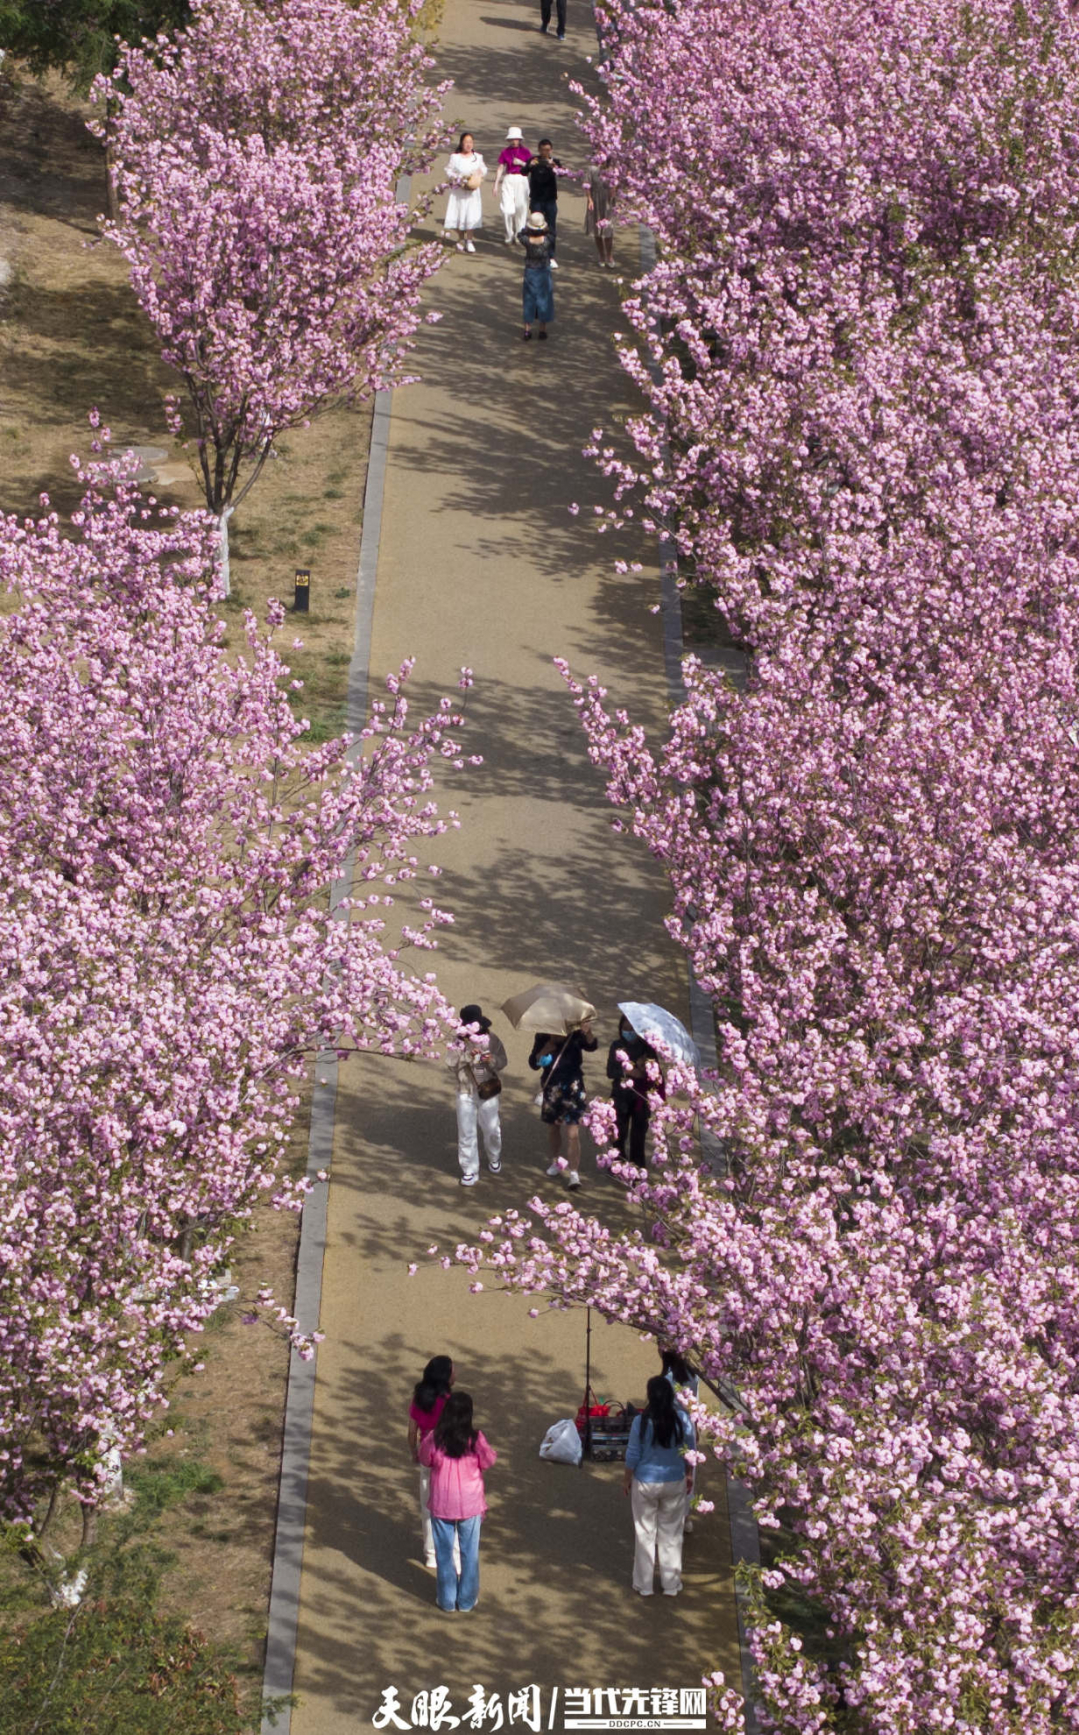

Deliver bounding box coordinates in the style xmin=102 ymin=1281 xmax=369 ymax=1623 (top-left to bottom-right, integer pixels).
xmin=539 ymin=1418 xmax=583 ymax=1466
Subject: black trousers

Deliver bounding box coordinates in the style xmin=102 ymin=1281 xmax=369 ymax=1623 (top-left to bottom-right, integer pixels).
xmin=615 ymin=1095 xmax=650 ymax=1168
xmin=540 ymin=0 xmax=566 ymax=32
xmin=532 ymin=196 xmax=558 ymax=255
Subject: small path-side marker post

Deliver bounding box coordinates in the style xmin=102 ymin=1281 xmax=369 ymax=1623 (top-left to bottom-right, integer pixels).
xmin=293 ymin=567 xmax=310 ymax=612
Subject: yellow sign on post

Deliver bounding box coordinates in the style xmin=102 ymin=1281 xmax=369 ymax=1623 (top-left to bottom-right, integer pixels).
xmin=294 ymin=567 xmax=310 ymax=613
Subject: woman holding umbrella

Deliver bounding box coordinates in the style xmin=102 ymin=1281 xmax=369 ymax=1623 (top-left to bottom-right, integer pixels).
xmin=607 ymin=1013 xmax=665 ymax=1169
xmin=500 ymin=984 xmax=599 ymax=1192
xmin=529 ymin=1021 xmax=598 ymax=1189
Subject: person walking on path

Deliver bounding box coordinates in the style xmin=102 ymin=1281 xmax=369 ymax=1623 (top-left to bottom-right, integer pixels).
xmin=444 ymin=131 xmax=487 ymax=252
xmin=408 ymin=1356 xmax=457 ymax=1568
xmin=448 ymin=1003 xmax=508 ymax=1184
xmin=622 ymin=1375 xmax=695 ymax=1597
xmin=526 ymin=140 xmax=563 ymax=264
xmin=529 ymin=1018 xmax=597 ymax=1186
xmin=517 ymin=211 xmax=555 ymax=342
xmin=606 ymin=1013 xmax=664 ymax=1168
xmin=586 ymin=170 xmax=615 ymax=267
xmin=418 ymin=1392 xmax=498 ymax=1613
xmin=494 ymin=127 xmax=532 ymax=244
xmin=539 ymin=0 xmax=566 ymax=37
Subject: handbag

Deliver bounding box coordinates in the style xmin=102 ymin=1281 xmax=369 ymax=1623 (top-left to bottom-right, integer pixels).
xmin=465 ymin=169 xmax=484 ymax=191
xmin=469 ymin=1064 xmax=501 ymax=1101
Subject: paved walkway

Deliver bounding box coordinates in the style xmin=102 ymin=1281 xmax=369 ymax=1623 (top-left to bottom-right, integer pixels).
xmin=284 ymin=0 xmax=741 ymax=1727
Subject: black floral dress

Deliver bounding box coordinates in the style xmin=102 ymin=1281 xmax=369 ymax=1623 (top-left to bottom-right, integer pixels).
xmin=529 ymin=1029 xmax=598 ymax=1125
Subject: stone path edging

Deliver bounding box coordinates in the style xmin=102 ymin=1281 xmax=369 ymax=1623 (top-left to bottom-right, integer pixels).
xmin=259 ymin=369 xmax=398 ymax=1735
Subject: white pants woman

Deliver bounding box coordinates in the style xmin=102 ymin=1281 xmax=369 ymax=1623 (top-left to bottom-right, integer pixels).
xmin=456 ymin=1089 xmax=502 ymax=1184
xmin=499 ymin=173 xmax=529 ymax=243
xmin=629 ymin=1480 xmax=688 ymax=1595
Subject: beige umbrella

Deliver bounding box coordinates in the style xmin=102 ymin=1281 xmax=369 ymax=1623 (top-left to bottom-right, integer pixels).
xmin=500 ymin=981 xmax=596 ymax=1035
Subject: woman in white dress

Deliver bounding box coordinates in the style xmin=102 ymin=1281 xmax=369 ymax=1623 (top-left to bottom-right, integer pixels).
xmin=444 ymin=131 xmax=487 ymax=253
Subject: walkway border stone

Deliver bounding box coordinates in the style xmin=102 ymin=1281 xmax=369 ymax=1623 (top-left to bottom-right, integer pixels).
xmin=259 ymin=377 xmax=397 ymax=1735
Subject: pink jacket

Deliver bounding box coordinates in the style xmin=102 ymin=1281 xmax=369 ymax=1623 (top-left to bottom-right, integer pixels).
xmin=418 ymin=1429 xmax=497 ymax=1519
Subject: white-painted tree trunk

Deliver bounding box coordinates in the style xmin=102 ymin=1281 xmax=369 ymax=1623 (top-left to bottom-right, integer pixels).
xmin=217 ymin=506 xmax=235 ymax=598
xmin=52 ymin=1567 xmax=88 ymax=1609
xmin=98 ymin=1434 xmax=126 ymax=1510
xmin=199 ymin=1266 xmax=240 ymax=1310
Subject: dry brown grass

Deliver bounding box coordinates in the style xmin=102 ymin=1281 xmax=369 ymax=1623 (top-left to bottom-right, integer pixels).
xmin=0 ymin=67 xmax=373 ymax=739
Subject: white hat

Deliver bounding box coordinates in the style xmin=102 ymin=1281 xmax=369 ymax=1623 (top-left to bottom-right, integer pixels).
xmin=525 ymin=210 xmax=548 ymax=231
xmin=506 ymin=126 xmax=524 ymax=140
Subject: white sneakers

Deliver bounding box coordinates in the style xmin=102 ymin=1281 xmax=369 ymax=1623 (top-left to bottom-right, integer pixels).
xmin=546 ymin=1161 xmax=581 ymax=1188
xmin=465 ymin=238 xmax=476 ymax=253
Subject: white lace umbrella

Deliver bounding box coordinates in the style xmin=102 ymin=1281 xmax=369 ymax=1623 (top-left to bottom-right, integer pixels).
xmin=617 ymin=1001 xmax=700 ymax=1068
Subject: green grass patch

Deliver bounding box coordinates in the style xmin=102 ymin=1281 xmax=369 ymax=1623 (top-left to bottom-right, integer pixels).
xmin=0 ymin=1461 xmax=272 ymax=1735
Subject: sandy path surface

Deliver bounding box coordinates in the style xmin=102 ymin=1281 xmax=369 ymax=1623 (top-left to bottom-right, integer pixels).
xmin=287 ymin=0 xmax=741 ymax=1725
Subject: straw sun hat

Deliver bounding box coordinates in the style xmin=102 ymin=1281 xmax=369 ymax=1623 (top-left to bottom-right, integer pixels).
xmin=525 ymin=210 xmax=548 ymax=232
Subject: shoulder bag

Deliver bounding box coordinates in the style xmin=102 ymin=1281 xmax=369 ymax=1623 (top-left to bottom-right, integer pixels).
xmin=470 ymin=1064 xmax=502 ymax=1101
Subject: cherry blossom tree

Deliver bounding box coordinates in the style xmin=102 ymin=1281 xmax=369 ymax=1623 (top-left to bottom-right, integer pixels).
xmin=444 ymin=3 xmax=1079 ymax=1729
xmin=0 ymin=453 xmax=467 ymax=1526
xmin=92 ymin=0 xmax=448 ymax=592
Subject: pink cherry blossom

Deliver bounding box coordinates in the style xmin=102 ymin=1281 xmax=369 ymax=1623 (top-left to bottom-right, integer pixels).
xmin=0 ymin=454 xmax=464 ymax=1520
xmin=91 ymin=0 xmax=449 ymax=589
xmin=449 ymin=3 xmax=1079 ymax=1727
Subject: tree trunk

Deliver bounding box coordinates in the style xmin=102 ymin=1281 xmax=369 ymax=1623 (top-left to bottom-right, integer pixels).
xmin=216 ymin=507 xmax=234 ymax=599
xmin=104 ymin=99 xmax=119 ymax=225
xmin=35 ymin=1484 xmax=61 ymax=1541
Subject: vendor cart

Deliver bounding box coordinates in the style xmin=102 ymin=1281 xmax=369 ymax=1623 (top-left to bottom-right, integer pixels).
xmin=577 ymin=1307 xmax=643 ymax=1461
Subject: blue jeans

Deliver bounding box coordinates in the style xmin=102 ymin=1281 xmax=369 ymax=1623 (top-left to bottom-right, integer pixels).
xmin=431 ymin=1514 xmax=481 ymax=1611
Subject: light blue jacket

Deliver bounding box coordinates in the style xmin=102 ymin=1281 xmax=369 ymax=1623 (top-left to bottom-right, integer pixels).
xmin=625 ymin=1410 xmax=694 ymax=1484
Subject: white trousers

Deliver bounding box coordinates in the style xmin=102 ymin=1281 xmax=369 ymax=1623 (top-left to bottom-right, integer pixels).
xmin=418 ymin=1465 xmax=460 ymax=1568
xmin=419 ymin=1464 xmax=435 ymax=1562
xmin=500 ymin=175 xmax=529 ymax=242
xmin=630 ymin=1478 xmax=686 ymax=1595
xmin=457 ymin=1091 xmax=502 ymax=1179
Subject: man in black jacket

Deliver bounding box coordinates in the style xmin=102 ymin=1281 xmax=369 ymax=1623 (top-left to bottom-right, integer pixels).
xmin=527 ymin=139 xmax=562 ymax=265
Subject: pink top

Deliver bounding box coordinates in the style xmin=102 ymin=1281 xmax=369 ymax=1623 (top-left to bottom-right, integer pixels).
xmin=418 ymin=1429 xmax=498 ymax=1520
xmin=498 ymin=143 xmax=531 ymax=174
xmin=409 ymin=1393 xmax=448 ymax=1436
